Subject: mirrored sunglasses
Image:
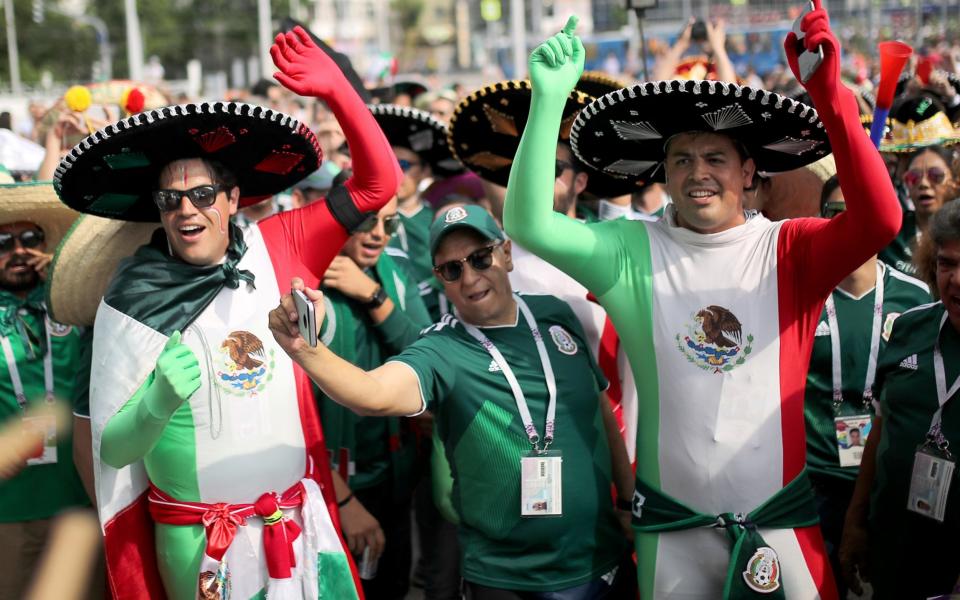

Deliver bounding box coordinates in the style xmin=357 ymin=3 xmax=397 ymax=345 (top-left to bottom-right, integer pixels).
xmin=904 ymin=167 xmax=948 ymax=187
xmin=0 ymin=229 xmax=44 ymax=255
xmin=355 ymin=214 xmax=401 ymax=236
xmin=433 ymin=243 xmax=501 ymax=282
xmin=152 ymin=184 xmax=224 ymax=213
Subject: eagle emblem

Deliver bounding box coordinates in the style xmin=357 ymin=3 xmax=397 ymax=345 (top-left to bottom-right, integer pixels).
xmin=676 ymin=305 xmax=754 ymax=373
xmin=742 ymin=547 xmax=781 ymax=594
xmin=215 ymin=330 xmax=275 ymax=395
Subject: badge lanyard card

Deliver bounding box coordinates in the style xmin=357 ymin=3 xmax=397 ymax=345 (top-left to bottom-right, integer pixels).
xmin=826 ymin=263 xmax=883 ymax=468
xmin=1 ymin=319 xmax=57 ymax=465
xmin=463 ymin=295 xmax=562 ymax=517
xmin=907 ymin=312 xmax=959 ymax=522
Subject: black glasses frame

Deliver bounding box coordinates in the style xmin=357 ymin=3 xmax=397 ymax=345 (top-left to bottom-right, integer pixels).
xmin=433 ymin=242 xmax=502 ymax=282
xmin=152 ymin=184 xmax=225 ymax=213
xmin=0 ymin=229 xmax=44 ymax=255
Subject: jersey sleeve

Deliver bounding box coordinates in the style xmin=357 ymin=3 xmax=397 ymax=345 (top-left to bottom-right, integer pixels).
xmin=71 ymin=328 xmax=93 ymax=418
xmin=389 ymin=333 xmax=456 ymax=413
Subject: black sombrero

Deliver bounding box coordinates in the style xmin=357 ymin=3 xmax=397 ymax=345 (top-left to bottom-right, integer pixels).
xmin=570 ymin=79 xmax=832 ymax=193
xmin=53 ymin=102 xmax=321 ymax=222
xmin=577 ymin=71 xmax=630 ymax=102
xmin=369 ymin=104 xmax=463 ymax=178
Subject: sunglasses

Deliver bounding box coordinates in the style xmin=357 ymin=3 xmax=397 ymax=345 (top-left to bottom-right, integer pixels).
xmin=399 ymin=159 xmax=422 ymax=172
xmin=904 ymin=167 xmax=948 ymax=187
xmin=821 ymin=202 xmax=846 ymax=219
xmin=355 ymin=213 xmax=401 ymax=236
xmin=433 ymin=242 xmax=501 ymax=282
xmin=555 ymin=159 xmax=573 ymax=179
xmin=0 ymin=229 xmax=44 ymax=255
xmin=152 ymin=184 xmax=224 ymax=213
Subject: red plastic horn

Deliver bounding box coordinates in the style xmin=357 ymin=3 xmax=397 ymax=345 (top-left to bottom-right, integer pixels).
xmin=875 ymin=41 xmax=913 ymax=109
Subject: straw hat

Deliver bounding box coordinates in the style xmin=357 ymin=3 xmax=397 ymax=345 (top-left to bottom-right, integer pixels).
xmin=0 ymin=182 xmax=79 ymax=252
xmin=45 ymin=215 xmax=156 ymax=326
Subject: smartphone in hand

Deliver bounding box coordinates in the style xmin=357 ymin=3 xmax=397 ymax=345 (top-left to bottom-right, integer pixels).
xmin=292 ymin=289 xmax=318 ymax=347
xmin=793 ymin=1 xmax=824 ymax=83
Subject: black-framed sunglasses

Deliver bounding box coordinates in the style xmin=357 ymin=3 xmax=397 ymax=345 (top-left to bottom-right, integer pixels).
xmin=433 ymin=242 xmax=502 ymax=282
xmin=821 ymin=201 xmax=846 ymax=219
xmin=355 ymin=213 xmax=401 ymax=236
xmin=555 ymin=159 xmax=573 ymax=179
xmin=152 ymin=184 xmax=224 ymax=213
xmin=0 ymin=229 xmax=44 ymax=255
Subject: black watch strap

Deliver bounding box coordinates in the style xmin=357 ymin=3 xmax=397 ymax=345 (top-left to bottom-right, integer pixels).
xmin=363 ymin=286 xmax=388 ymax=310
xmin=616 ymin=497 xmax=633 ymax=512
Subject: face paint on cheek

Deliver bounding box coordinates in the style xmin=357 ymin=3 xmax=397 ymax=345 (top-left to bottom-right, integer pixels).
xmin=203 ymin=206 xmax=227 ymax=234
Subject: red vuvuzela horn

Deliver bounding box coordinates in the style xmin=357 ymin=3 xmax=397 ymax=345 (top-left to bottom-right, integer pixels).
xmin=871 ymin=40 xmax=913 ymax=147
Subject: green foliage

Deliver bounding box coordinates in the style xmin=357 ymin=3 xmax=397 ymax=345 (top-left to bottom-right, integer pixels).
xmin=0 ymin=2 xmax=99 ymax=85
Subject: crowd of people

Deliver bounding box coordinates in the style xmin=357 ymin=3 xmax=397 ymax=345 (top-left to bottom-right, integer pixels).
xmin=1 ymin=4 xmax=959 ymax=600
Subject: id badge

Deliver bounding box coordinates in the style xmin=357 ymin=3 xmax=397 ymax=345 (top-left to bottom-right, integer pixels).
xmin=906 ymin=444 xmax=955 ymax=522
xmin=520 ymin=450 xmax=562 ymax=517
xmin=22 ymin=415 xmax=57 ymax=466
xmin=835 ymin=414 xmax=871 ymax=468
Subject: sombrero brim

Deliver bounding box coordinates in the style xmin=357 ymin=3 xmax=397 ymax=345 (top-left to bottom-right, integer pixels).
xmin=448 ymin=80 xmax=590 ymax=188
xmin=0 ymin=182 xmax=79 ymax=252
xmin=570 ymin=79 xmax=831 ymax=192
xmin=577 ymin=71 xmax=630 ymax=102
xmin=45 ymin=214 xmax=157 ymax=326
xmin=54 ymin=102 xmax=321 ymax=222
xmin=369 ymin=104 xmax=464 ymax=177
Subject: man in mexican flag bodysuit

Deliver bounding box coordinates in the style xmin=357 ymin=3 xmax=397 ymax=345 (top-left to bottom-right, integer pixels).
xmin=52 ymin=28 xmax=400 ymax=600
xmin=503 ymin=7 xmax=901 ymax=599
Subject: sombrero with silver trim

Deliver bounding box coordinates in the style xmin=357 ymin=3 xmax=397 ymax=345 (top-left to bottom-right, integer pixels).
xmin=368 ymin=104 xmax=463 ymax=177
xmin=45 ymin=215 xmax=156 ymax=326
xmin=570 ymin=79 xmax=832 ymax=192
xmin=53 ymin=101 xmax=322 ymax=223
xmin=448 ymin=80 xmax=590 ymax=187
xmin=0 ymin=182 xmax=79 ymax=253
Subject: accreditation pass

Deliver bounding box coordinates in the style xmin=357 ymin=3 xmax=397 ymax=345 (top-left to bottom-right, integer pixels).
xmin=521 ymin=451 xmax=562 ymax=517
xmin=906 ymin=445 xmax=955 ymax=522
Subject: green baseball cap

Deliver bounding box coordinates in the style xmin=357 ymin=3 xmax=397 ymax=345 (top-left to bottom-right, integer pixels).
xmin=429 ymin=204 xmax=504 ymax=259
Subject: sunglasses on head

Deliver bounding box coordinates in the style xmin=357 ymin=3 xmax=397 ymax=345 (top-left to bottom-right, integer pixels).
xmin=354 ymin=213 xmax=401 ymax=236
xmin=433 ymin=242 xmax=502 ymax=282
xmin=904 ymin=167 xmax=948 ymax=187
xmin=555 ymin=159 xmax=573 ymax=179
xmin=399 ymin=159 xmax=422 ymax=172
xmin=0 ymin=229 xmax=44 ymax=255
xmin=152 ymin=184 xmax=224 ymax=213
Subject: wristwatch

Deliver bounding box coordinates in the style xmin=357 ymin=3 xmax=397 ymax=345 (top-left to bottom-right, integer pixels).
xmin=363 ymin=285 xmax=388 ymax=310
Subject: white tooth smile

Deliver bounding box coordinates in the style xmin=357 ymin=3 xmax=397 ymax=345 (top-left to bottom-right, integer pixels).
xmin=689 ymin=190 xmax=716 ymax=198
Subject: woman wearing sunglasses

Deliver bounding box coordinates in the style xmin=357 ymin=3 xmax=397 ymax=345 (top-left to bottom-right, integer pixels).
xmin=271 ymin=204 xmax=637 ymax=600
xmin=902 ymin=145 xmax=958 ymax=243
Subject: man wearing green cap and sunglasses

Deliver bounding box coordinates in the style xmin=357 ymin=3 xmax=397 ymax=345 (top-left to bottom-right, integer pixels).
xmin=271 ymin=203 xmax=636 ymax=599
xmin=314 ymin=193 xmax=431 ymax=599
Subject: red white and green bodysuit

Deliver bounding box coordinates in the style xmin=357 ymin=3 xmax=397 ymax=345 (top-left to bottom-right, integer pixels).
xmin=89 ymin=106 xmax=400 ymax=599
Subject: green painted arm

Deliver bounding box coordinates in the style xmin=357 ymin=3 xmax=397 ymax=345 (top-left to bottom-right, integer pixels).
xmin=501 ymin=15 xmax=619 ymax=295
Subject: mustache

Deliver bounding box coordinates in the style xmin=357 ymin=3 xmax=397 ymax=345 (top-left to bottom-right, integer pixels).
xmin=5 ymin=257 xmax=30 ymax=269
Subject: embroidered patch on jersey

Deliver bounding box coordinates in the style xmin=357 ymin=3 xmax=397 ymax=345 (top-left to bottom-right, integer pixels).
xmin=742 ymin=547 xmax=781 ymax=594
xmin=814 ymin=321 xmax=830 ymax=337
xmin=444 ymin=206 xmax=468 ymax=223
xmin=46 ymin=319 xmax=73 ymax=337
xmin=882 ymin=312 xmax=901 ymax=342
xmin=631 ymin=489 xmax=645 ymax=519
xmin=676 ymin=305 xmax=754 ymax=374
xmin=214 ymin=331 xmax=276 ymax=396
xmin=548 ymin=325 xmax=578 ymax=355
xmin=899 ymin=354 xmax=918 ymax=370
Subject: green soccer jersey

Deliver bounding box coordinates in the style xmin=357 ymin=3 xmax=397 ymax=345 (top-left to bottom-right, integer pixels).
xmin=805 ymin=263 xmax=930 ymax=481
xmin=0 ymin=288 xmax=90 ymax=522
xmin=391 ymin=293 xmax=627 ymax=591
xmin=389 ymin=203 xmax=450 ymax=320
xmin=878 ymin=193 xmax=917 ymax=276
xmin=867 ymin=301 xmax=960 ymax=598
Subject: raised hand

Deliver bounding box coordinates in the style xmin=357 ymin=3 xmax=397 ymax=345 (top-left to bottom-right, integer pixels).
xmin=270 ymin=26 xmax=344 ymax=99
xmin=529 ymin=15 xmax=585 ymax=98
xmin=152 ymin=331 xmax=201 ymax=411
xmin=322 ymin=256 xmax=378 ymax=303
xmin=783 ymin=0 xmax=841 ymax=105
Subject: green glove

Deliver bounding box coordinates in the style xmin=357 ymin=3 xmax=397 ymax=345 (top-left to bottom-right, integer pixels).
xmin=528 ymin=15 xmax=585 ymax=99
xmin=145 ymin=330 xmax=201 ymax=418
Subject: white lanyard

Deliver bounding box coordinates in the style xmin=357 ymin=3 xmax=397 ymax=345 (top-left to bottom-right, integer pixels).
xmin=462 ymin=295 xmax=557 ymax=454
xmin=825 ymin=262 xmax=884 ymax=411
xmin=931 ymin=311 xmax=960 ymax=439
xmin=1 ymin=317 xmax=54 ymax=411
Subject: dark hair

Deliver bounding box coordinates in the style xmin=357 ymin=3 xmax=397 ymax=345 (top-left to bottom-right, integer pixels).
xmin=850 ymin=428 xmax=860 ymax=435
xmin=915 ymin=198 xmax=960 ymax=297
xmin=156 ymin=158 xmax=238 ymax=190
xmin=0 ymin=112 xmax=10 ymax=130
xmin=820 ymin=175 xmax=841 ymax=215
xmin=906 ymin=145 xmax=956 ymax=173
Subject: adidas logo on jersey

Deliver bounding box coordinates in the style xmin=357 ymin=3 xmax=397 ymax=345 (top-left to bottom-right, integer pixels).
xmin=488 ymin=360 xmax=501 ymax=372
xmin=899 ymin=354 xmax=918 ymax=370
xmin=814 ymin=321 xmax=830 ymax=337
